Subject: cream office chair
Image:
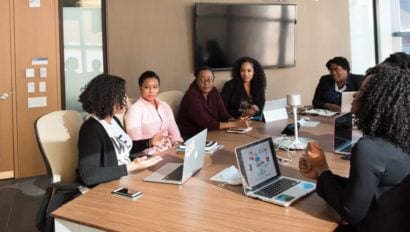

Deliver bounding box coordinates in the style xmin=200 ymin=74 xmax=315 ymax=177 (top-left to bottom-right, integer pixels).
xmin=158 ymin=90 xmax=184 ymax=116
xmin=35 ymin=110 xmax=85 ymax=231
xmin=35 ymin=110 xmax=83 ymax=183
xmin=213 ymin=76 xmax=230 ymax=92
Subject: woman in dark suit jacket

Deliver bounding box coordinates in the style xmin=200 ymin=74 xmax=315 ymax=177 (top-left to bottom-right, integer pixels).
xmin=300 ymin=60 xmax=410 ymax=232
xmin=312 ymin=56 xmax=363 ymax=112
xmin=221 ymin=57 xmax=266 ymax=119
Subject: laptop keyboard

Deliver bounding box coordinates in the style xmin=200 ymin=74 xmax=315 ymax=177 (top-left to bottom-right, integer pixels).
xmin=163 ymin=165 xmax=183 ymax=181
xmin=255 ymin=178 xmax=299 ymax=198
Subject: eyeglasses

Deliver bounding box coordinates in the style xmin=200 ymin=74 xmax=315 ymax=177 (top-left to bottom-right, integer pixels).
xmin=197 ymin=78 xmax=214 ymax=84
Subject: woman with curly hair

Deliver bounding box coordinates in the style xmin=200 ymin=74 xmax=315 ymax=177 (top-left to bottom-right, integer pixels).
xmin=221 ymin=57 xmax=266 ymax=118
xmin=299 ymin=59 xmax=410 ymax=232
xmin=77 ymin=74 xmax=163 ymax=187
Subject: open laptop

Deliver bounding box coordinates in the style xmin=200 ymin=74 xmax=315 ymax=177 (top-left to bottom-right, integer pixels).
xmin=143 ymin=129 xmax=207 ymax=185
xmin=235 ymin=137 xmax=316 ymax=207
xmin=333 ymin=112 xmax=353 ymax=156
xmin=341 ymin=91 xmax=356 ymax=113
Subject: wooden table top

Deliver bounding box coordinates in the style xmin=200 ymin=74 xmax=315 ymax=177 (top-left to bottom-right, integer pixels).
xmin=52 ymin=117 xmax=350 ymax=232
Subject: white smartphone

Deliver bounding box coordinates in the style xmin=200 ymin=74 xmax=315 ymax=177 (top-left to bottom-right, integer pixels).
xmin=112 ymin=187 xmax=143 ymax=200
xmin=226 ymin=127 xmax=252 ymax=134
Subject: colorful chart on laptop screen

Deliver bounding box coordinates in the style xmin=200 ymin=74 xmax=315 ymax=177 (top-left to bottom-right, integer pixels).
xmin=241 ymin=141 xmax=277 ymax=187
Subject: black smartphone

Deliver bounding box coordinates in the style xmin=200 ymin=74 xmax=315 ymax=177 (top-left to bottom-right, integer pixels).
xmin=112 ymin=187 xmax=143 ymax=199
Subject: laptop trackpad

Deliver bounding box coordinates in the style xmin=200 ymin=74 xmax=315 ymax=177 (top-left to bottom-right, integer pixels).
xmin=144 ymin=163 xmax=182 ymax=181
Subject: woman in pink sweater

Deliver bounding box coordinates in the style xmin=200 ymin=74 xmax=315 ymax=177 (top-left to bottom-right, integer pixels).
xmin=125 ymin=71 xmax=183 ymax=155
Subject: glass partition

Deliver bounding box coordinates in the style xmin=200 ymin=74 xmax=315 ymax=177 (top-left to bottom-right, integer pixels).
xmin=61 ymin=0 xmax=106 ymax=111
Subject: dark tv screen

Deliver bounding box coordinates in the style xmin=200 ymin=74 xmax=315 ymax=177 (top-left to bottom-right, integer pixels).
xmin=194 ymin=3 xmax=297 ymax=70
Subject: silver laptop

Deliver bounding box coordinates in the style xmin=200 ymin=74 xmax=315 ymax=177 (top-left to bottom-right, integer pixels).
xmin=235 ymin=137 xmax=316 ymax=207
xmin=333 ymin=112 xmax=353 ymax=156
xmin=143 ymin=129 xmax=207 ymax=185
xmin=341 ymin=91 xmax=356 ymax=113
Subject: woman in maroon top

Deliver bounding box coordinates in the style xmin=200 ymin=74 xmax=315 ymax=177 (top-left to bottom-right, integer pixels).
xmin=177 ymin=66 xmax=249 ymax=139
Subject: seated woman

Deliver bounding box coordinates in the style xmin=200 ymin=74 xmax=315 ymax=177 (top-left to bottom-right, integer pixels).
xmin=300 ymin=62 xmax=410 ymax=231
xmin=177 ymin=66 xmax=250 ymax=139
xmin=312 ymin=57 xmax=363 ymax=112
xmin=77 ymin=74 xmax=164 ymax=187
xmin=221 ymin=57 xmax=266 ymax=118
xmin=125 ymin=71 xmax=183 ymax=155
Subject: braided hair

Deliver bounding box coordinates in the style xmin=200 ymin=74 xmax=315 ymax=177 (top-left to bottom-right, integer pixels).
xmin=357 ymin=64 xmax=410 ymax=153
xmin=79 ymin=74 xmax=127 ymax=119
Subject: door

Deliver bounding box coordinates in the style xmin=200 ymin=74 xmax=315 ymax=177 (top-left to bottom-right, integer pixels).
xmin=0 ymin=0 xmax=14 ymax=179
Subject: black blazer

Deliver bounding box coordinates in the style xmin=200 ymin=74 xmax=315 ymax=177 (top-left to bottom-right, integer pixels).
xmin=77 ymin=116 xmax=149 ymax=187
xmin=220 ymin=79 xmax=265 ymax=118
xmin=312 ymin=74 xmax=363 ymax=109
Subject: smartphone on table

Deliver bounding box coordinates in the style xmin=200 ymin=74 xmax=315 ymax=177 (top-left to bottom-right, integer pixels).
xmin=111 ymin=187 xmax=143 ymax=200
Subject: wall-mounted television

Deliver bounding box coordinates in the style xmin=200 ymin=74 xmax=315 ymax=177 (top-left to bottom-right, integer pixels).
xmin=194 ymin=3 xmax=297 ymax=70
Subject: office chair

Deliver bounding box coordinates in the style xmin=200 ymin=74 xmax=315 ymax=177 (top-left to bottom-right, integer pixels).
xmin=35 ymin=110 xmax=86 ymax=231
xmin=158 ymin=90 xmax=184 ymax=116
xmin=35 ymin=110 xmax=83 ymax=183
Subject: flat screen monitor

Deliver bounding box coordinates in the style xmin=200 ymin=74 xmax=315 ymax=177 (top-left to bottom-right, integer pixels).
xmin=194 ymin=3 xmax=297 ymax=70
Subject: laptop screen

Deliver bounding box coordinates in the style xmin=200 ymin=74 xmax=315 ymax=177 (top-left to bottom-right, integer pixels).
xmin=334 ymin=113 xmax=352 ymax=151
xmin=341 ymin=91 xmax=356 ymax=113
xmin=236 ymin=137 xmax=281 ymax=190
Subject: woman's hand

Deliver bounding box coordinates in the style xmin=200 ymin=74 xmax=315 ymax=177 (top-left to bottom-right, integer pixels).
xmin=126 ymin=156 xmax=163 ymax=173
xmin=242 ymin=105 xmax=260 ymax=117
xmin=150 ymin=131 xmax=170 ymax=148
xmin=232 ymin=117 xmax=251 ymax=128
xmin=299 ymin=157 xmax=317 ymax=179
xmin=299 ymin=140 xmax=329 ymax=179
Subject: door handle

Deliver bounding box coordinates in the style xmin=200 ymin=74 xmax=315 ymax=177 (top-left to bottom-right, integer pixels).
xmin=1 ymin=93 xmax=9 ymax=100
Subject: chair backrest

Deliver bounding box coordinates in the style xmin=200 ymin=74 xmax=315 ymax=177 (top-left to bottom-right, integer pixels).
xmin=213 ymin=76 xmax=229 ymax=92
xmin=158 ymin=90 xmax=184 ymax=116
xmin=35 ymin=110 xmax=83 ymax=183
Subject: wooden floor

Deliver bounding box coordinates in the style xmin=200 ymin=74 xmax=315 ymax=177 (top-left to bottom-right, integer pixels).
xmin=0 ymin=175 xmax=50 ymax=232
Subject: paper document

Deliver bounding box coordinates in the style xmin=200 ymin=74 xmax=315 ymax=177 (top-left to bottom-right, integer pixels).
xmin=210 ymin=165 xmax=242 ymax=185
xmin=303 ymin=109 xmax=337 ymax=117
xmin=298 ymin=119 xmax=320 ymax=127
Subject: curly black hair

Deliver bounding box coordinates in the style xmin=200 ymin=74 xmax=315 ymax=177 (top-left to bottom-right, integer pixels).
xmin=365 ymin=52 xmax=410 ymax=76
xmin=79 ymin=74 xmax=127 ymax=119
xmin=357 ymin=64 xmax=410 ymax=153
xmin=326 ymin=56 xmax=350 ymax=73
xmin=231 ymin=57 xmax=266 ymax=96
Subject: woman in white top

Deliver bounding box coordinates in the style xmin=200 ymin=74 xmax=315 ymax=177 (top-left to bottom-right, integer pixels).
xmin=77 ymin=74 xmax=164 ymax=187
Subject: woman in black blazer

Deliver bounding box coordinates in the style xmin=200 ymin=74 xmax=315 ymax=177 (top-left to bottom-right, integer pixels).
xmin=221 ymin=57 xmax=266 ymax=119
xmin=77 ymin=74 xmax=164 ymax=187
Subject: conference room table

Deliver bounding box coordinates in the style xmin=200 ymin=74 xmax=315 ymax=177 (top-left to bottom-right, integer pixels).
xmin=52 ymin=115 xmax=351 ymax=232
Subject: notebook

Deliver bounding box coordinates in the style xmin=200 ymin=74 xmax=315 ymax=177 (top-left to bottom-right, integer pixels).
xmin=333 ymin=112 xmax=353 ymax=156
xmin=143 ymin=129 xmax=207 ymax=185
xmin=235 ymin=137 xmax=316 ymax=207
xmin=341 ymin=91 xmax=357 ymax=113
